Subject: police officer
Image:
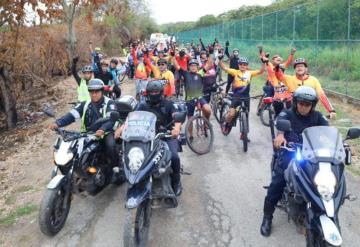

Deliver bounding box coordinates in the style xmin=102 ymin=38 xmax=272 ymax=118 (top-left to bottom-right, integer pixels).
xmin=48 ymin=79 xmax=120 ymax=173
xmin=134 ymin=80 xmax=183 ymax=196
xmin=260 ymin=86 xmax=329 ymax=237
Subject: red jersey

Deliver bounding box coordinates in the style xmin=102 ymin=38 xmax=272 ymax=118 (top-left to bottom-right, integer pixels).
xmin=175 ymin=55 xmax=190 ymax=71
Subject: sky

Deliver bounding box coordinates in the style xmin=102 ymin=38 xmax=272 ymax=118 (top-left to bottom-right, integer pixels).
xmin=148 ymin=0 xmax=273 ymax=24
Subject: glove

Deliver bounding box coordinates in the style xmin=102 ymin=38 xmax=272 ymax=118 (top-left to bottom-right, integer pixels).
xmin=215 ymin=38 xmax=218 ymax=43
xmin=170 ymin=50 xmax=175 ymax=57
xmin=72 ymin=56 xmax=79 ymax=64
xmin=261 ymin=57 xmax=269 ymax=64
xmin=218 ymin=54 xmax=224 ymax=60
xmin=225 ymin=41 xmax=229 ymax=47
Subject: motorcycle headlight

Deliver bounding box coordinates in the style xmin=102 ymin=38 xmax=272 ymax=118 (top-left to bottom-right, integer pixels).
xmin=314 ymin=168 xmax=337 ymax=201
xmin=128 ymin=147 xmax=145 ymax=173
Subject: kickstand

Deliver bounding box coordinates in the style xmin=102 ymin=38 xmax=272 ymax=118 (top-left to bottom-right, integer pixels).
xmin=180 ymin=167 xmax=191 ymax=175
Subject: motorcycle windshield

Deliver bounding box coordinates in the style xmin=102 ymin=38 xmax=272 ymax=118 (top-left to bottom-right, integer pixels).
xmin=122 ymin=111 xmax=156 ymax=142
xmin=302 ymin=126 xmax=345 ymax=163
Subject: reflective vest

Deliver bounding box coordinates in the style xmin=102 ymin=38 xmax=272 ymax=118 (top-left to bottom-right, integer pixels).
xmin=77 ymin=79 xmax=90 ymax=102
xmin=81 ymin=97 xmax=110 ymax=133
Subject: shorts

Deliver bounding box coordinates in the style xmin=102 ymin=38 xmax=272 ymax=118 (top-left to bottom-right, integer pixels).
xmin=186 ymin=97 xmax=208 ymax=117
xmin=230 ymin=97 xmax=250 ymax=111
xmin=135 ymin=79 xmax=148 ymax=95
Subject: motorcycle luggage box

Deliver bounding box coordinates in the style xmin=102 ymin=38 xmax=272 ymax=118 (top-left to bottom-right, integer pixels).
xmin=115 ymin=95 xmax=138 ymax=120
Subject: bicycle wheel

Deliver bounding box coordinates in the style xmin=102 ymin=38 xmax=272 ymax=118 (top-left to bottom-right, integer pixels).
xmin=260 ymin=104 xmax=273 ymax=127
xmin=256 ymin=94 xmax=265 ymax=116
xmin=219 ymin=103 xmax=230 ymax=124
xmin=240 ymin=114 xmax=249 ymax=152
xmin=185 ymin=115 xmax=214 ymax=155
xmin=212 ymin=94 xmax=222 ymax=124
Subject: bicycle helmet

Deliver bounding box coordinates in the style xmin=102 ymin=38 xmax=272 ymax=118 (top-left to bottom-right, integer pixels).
xmin=238 ymin=57 xmax=249 ymax=65
xmin=157 ymin=58 xmax=168 ymax=65
xmin=82 ymin=65 xmax=93 ymax=73
xmin=110 ymin=58 xmax=118 ymax=65
xmin=88 ymin=79 xmax=104 ymax=91
xmin=233 ymin=48 xmax=239 ymax=53
xmin=100 ymin=60 xmax=109 ymax=66
xmin=146 ymin=80 xmax=164 ymax=104
xmin=293 ymin=58 xmax=308 ymax=68
xmin=188 ymin=59 xmax=199 ymax=66
xmin=293 ymin=86 xmax=318 ymax=109
xmin=94 ymin=47 xmax=101 ymax=52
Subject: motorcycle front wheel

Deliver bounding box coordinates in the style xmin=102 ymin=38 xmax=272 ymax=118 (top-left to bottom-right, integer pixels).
xmin=123 ymin=200 xmax=151 ymax=247
xmin=306 ymin=229 xmax=339 ymax=247
xmin=38 ymin=184 xmax=71 ymax=236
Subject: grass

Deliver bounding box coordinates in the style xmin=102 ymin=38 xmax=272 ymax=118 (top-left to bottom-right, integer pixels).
xmin=4 ymin=195 xmax=16 ymax=205
xmin=0 ymin=204 xmax=38 ymax=226
xmin=16 ymin=185 xmax=34 ymax=193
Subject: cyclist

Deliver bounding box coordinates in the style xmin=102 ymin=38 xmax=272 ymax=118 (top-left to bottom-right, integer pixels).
xmin=275 ymin=58 xmax=336 ymax=119
xmin=89 ymin=41 xmax=102 ymax=72
xmin=148 ymin=58 xmax=175 ymax=98
xmin=174 ymin=48 xmax=191 ymax=96
xmin=48 ymin=79 xmax=121 ymax=181
xmin=259 ymin=47 xmax=296 ymax=98
xmin=71 ymin=56 xmax=93 ymax=102
xmin=260 ymin=86 xmax=329 ymax=237
xmin=172 ymin=56 xmax=212 ymax=136
xmin=131 ymin=43 xmax=152 ymax=102
xmin=224 ymin=40 xmax=240 ymax=94
xmin=262 ymin=57 xmax=293 ymax=117
xmin=108 ymin=58 xmax=122 ymax=98
xmin=218 ymin=55 xmax=265 ymax=137
xmin=198 ymin=53 xmax=217 ymax=103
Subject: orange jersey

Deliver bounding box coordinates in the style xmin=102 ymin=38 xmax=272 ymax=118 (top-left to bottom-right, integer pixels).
xmin=275 ymin=70 xmax=334 ymax=112
xmin=150 ymin=65 xmax=175 ymax=97
xmin=266 ymin=54 xmax=294 ymax=81
xmin=266 ymin=64 xmax=292 ymax=101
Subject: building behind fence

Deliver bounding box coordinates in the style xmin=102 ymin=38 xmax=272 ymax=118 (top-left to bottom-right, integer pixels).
xmin=175 ymin=0 xmax=360 ymax=100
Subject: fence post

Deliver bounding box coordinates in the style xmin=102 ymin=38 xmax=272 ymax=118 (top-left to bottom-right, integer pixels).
xmin=241 ymin=19 xmax=244 ymax=40
xmin=346 ymin=0 xmax=351 ymax=96
xmin=275 ymin=11 xmax=278 ymax=40
xmin=292 ymin=8 xmax=296 ymax=41
xmin=250 ymin=17 xmax=253 ymax=40
xmin=261 ymin=14 xmax=264 ymax=41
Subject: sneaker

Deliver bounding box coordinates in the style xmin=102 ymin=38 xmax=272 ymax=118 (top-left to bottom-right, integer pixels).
xmin=221 ymin=122 xmax=230 ymax=136
xmin=240 ymin=133 xmax=250 ymax=142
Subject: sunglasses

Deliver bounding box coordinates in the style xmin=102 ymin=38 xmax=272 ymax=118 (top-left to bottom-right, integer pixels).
xmin=159 ymin=63 xmax=166 ymax=66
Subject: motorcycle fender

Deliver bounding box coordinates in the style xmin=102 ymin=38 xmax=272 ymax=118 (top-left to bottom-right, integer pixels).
xmin=47 ymin=175 xmax=65 ymax=189
xmin=322 ymin=199 xmax=335 ymax=217
xmin=319 ymin=215 xmax=342 ymax=246
xmin=125 ymin=179 xmax=151 ymax=209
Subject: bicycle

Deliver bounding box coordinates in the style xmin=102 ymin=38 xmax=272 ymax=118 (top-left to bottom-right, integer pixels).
xmin=184 ymin=96 xmax=214 ymax=155
xmin=118 ymin=63 xmax=130 ymax=82
xmin=220 ymin=94 xmax=262 ymax=152
xmin=259 ymin=97 xmax=290 ymax=127
xmin=176 ymin=78 xmax=186 ymax=101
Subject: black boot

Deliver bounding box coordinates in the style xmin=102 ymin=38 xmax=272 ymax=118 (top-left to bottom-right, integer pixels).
xmin=260 ymin=215 xmax=273 ymax=237
xmin=171 ymin=173 xmax=182 ymax=197
xmin=260 ymin=198 xmax=275 ymax=237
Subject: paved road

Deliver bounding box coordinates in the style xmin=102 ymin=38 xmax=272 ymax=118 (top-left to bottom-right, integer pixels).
xmin=34 ymin=83 xmax=360 ymax=247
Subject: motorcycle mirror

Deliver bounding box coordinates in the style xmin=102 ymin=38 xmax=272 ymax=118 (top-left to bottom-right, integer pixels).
xmin=110 ymin=111 xmax=120 ymax=122
xmin=345 ymin=127 xmax=360 ymax=140
xmin=276 ymin=119 xmax=291 ymax=132
xmin=173 ymin=112 xmax=186 ymax=123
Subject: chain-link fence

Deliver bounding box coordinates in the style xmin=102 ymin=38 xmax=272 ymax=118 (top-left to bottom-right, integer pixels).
xmin=175 ymin=0 xmax=360 ymax=100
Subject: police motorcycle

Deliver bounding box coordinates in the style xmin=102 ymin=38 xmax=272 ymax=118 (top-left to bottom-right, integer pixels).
xmin=122 ymin=110 xmax=186 ymax=247
xmin=39 ymin=95 xmax=137 ymax=237
xmin=276 ymin=120 xmax=360 ymax=247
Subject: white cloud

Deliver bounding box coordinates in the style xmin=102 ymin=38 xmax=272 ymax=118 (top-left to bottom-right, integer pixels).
xmin=149 ymin=0 xmax=273 ymax=24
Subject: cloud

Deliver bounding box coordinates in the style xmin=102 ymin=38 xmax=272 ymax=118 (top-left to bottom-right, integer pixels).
xmin=149 ymin=0 xmax=272 ymax=24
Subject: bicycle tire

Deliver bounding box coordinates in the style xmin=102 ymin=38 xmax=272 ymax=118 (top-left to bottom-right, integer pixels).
xmin=185 ymin=116 xmax=214 ymax=155
xmin=240 ymin=114 xmax=248 ymax=152
xmin=260 ymin=104 xmax=273 ymax=127
xmin=256 ymin=94 xmax=265 ymax=116
xmin=212 ymin=95 xmax=222 ymax=124
xmin=219 ymin=103 xmax=230 ymax=124
xmin=119 ymin=72 xmax=127 ymax=82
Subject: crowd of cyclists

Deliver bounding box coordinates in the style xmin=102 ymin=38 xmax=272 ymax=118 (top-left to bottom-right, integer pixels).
xmin=48 ymin=35 xmax=338 ymax=239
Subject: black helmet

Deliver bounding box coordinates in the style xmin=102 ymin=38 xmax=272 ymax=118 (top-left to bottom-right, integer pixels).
xmin=82 ymin=65 xmax=93 ymax=73
xmin=88 ymin=79 xmax=104 ymax=91
xmin=146 ymin=80 xmax=164 ymax=104
xmin=110 ymin=58 xmax=118 ymax=65
xmin=188 ymin=59 xmax=199 ymax=66
xmin=157 ymin=58 xmax=168 ymax=65
xmin=293 ymin=58 xmax=308 ymax=68
xmin=293 ymin=86 xmax=318 ymax=110
xmin=238 ymin=57 xmax=249 ymax=65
